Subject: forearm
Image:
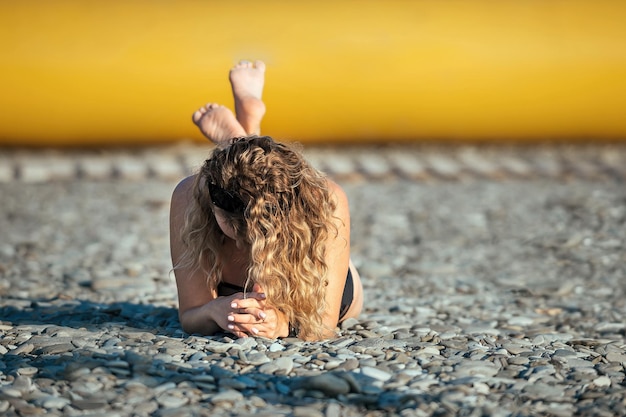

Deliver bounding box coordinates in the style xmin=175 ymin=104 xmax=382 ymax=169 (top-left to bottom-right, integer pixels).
xmin=179 ymin=302 xmax=222 ymax=335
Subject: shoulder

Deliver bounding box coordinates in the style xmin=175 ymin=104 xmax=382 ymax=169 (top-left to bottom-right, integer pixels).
xmin=170 ymin=175 xmax=199 ymax=223
xmin=325 ymin=178 xmax=350 ymax=220
xmin=172 ymin=175 xmax=198 ymax=204
xmin=326 ymin=178 xmax=348 ymax=206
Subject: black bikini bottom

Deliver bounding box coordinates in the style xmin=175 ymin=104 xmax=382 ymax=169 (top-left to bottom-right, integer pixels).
xmin=339 ymin=269 xmax=354 ymax=321
xmin=217 ymin=269 xmax=355 ymax=322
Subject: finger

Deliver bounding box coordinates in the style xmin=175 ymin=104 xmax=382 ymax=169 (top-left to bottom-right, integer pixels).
xmin=247 ymin=291 xmax=266 ymax=301
xmin=231 ymin=295 xmax=266 ymax=310
xmin=228 ymin=311 xmax=266 ymax=324
xmin=228 ymin=322 xmax=259 ymax=337
xmin=231 ymin=309 xmax=267 ymax=321
xmin=225 ymin=321 xmax=248 ymax=338
xmin=235 ymin=323 xmax=261 ymax=336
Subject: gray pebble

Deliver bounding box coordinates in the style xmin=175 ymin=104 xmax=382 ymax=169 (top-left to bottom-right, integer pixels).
xmin=210 ymin=389 xmax=244 ymax=405
xmin=157 ymin=393 xmax=189 ymax=408
xmin=360 ymin=366 xmax=393 ymax=382
xmin=300 ymin=374 xmax=351 ymax=397
xmin=41 ymin=396 xmax=72 ymax=410
xmin=245 ymin=352 xmax=271 ymax=366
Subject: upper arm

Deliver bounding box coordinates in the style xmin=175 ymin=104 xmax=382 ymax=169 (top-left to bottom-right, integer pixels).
xmin=170 ymin=175 xmax=215 ymax=317
xmin=319 ymin=179 xmax=352 ymax=336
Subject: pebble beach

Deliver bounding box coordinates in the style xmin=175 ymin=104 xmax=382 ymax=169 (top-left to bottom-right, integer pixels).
xmin=1 ymin=143 xmax=625 ymax=416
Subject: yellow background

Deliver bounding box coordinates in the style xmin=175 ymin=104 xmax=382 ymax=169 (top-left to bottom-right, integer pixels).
xmin=1 ymin=0 xmax=625 ymax=145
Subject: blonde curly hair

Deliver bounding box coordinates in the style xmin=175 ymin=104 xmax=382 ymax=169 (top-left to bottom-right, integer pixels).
xmin=178 ymin=136 xmax=338 ymax=339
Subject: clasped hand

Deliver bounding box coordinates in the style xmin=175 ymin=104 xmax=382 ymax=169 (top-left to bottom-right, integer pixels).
xmin=218 ymin=283 xmax=289 ymax=338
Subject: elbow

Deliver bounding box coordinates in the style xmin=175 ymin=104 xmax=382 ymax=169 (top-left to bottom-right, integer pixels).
xmin=178 ymin=310 xmax=198 ymax=335
xmin=178 ymin=310 xmax=192 ymax=334
xmin=178 ymin=307 xmax=218 ymax=336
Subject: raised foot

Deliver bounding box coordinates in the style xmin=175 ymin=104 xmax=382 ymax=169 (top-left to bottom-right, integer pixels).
xmin=229 ymin=60 xmax=266 ymax=135
xmin=192 ymin=103 xmax=247 ymax=146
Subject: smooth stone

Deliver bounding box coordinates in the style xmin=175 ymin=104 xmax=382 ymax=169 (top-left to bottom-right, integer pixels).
xmin=210 ymin=389 xmax=244 ymax=404
xmin=358 ymin=357 xmax=377 ymax=368
xmin=596 ymin=323 xmax=626 ymax=333
xmin=157 ymin=393 xmax=189 ymax=408
xmin=153 ymin=353 xmax=174 ymax=363
xmin=268 ymin=342 xmax=284 ymax=352
xmin=16 ymin=367 xmax=38 ymax=377
xmin=293 ymin=406 xmax=324 ymax=417
xmin=324 ymin=360 xmax=343 ymax=370
xmin=415 ymin=346 xmax=442 ymax=357
xmin=464 ymin=325 xmax=501 ymax=335
xmin=503 ymin=344 xmax=531 ymax=355
xmin=357 ymin=330 xmax=381 ymax=338
xmin=274 ymin=357 xmax=294 ymax=375
xmin=219 ymin=377 xmax=250 ymax=390
xmin=336 ymin=359 xmax=359 ymax=372
xmin=191 ymin=374 xmax=215 ymax=383
xmin=301 ymin=374 xmax=351 ymax=397
xmin=235 ymin=376 xmax=258 ymax=389
xmin=325 ymin=403 xmax=342 ymax=417
xmin=330 ymin=337 xmax=355 ymax=349
xmin=246 ymin=352 xmax=270 ymax=366
xmin=72 ymin=399 xmax=108 ymax=410
xmin=42 ymin=396 xmax=72 ymax=409
xmin=522 ymin=383 xmax=564 ymax=398
xmin=361 ymin=366 xmax=393 ymax=382
xmin=188 ymin=352 xmax=207 ymax=362
xmin=232 ymin=337 xmax=258 ymax=350
xmin=120 ymin=331 xmax=156 ymax=342
xmin=107 ymin=360 xmax=130 ymax=369
xmin=153 ymin=382 xmax=177 ymax=395
xmin=553 ymin=349 xmax=576 ymax=357
xmin=336 ymin=372 xmax=361 ymax=394
xmin=72 ymin=381 xmax=104 ymax=395
xmin=453 ymin=362 xmax=499 ymax=378
xmin=605 ymin=352 xmax=626 ymax=363
xmin=205 ymin=342 xmax=233 ymax=354
xmin=134 ymin=401 xmax=159 ymax=415
xmin=276 ymin=381 xmax=291 ymax=395
xmin=1 ymin=388 xmax=22 ymax=398
xmin=12 ymin=343 xmax=35 ymax=355
xmin=593 ymin=376 xmax=611 ymax=387
xmin=102 ymin=337 xmax=122 ymax=347
xmin=565 ymin=358 xmax=596 ymax=368
xmin=12 ymin=376 xmax=33 ymax=393
xmin=508 ymin=316 xmax=536 ymax=326
xmin=39 ymin=343 xmax=75 ymax=355
xmin=532 ymin=334 xmax=573 ymax=345
xmin=259 ymin=362 xmax=279 ymax=375
xmin=507 ymin=356 xmax=530 ymax=366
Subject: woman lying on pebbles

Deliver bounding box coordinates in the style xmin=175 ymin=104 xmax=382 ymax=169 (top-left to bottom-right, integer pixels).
xmin=170 ymin=60 xmax=363 ymax=340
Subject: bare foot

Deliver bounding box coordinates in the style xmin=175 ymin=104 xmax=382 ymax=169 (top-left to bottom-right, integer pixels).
xmin=229 ymin=60 xmax=266 ymax=135
xmin=192 ymin=103 xmax=247 ymax=147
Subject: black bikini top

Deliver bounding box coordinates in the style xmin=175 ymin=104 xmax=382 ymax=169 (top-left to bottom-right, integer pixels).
xmin=217 ymin=281 xmax=248 ymax=296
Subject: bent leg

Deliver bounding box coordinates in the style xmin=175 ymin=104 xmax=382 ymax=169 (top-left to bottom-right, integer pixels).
xmin=192 ymin=103 xmax=247 ymax=147
xmin=229 ymin=60 xmax=266 ymax=136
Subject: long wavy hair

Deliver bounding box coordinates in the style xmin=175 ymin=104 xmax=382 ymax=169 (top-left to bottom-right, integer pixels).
xmin=178 ymin=136 xmax=338 ymax=339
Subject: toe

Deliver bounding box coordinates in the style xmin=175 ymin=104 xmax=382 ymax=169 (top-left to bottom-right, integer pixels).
xmin=192 ymin=110 xmax=203 ymax=123
xmin=254 ymin=60 xmax=266 ymax=71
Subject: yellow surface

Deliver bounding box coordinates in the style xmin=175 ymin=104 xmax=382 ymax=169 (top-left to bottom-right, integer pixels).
xmin=1 ymin=0 xmax=626 ymax=145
